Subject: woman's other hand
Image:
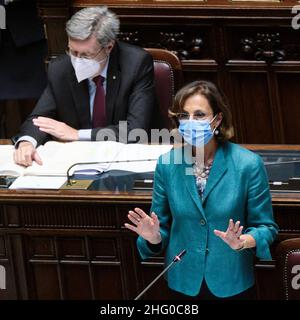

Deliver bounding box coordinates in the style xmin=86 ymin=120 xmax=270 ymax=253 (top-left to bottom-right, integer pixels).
xmin=214 ymin=219 xmax=245 ymax=250
xmin=125 ymin=207 xmax=162 ymax=244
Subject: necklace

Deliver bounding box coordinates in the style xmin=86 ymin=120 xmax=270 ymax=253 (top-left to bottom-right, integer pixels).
xmin=193 ymin=158 xmax=213 ymax=179
xmin=193 ymin=158 xmax=214 ymax=196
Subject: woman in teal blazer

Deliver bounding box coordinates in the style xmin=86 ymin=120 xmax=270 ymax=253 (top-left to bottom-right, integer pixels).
xmin=125 ymin=80 xmax=278 ymax=299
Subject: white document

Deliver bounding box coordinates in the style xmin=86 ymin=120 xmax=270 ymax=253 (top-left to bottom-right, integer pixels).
xmin=0 ymin=141 xmax=173 ymax=178
xmin=9 ymin=176 xmax=67 ymax=189
xmin=109 ymin=144 xmax=173 ymax=172
xmin=26 ymin=140 xmax=123 ymax=176
xmin=0 ymin=141 xmax=123 ymax=177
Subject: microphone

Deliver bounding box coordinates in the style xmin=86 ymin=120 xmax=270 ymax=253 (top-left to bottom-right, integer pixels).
xmin=134 ymin=249 xmax=187 ymax=300
xmin=63 ymin=158 xmax=159 ymax=189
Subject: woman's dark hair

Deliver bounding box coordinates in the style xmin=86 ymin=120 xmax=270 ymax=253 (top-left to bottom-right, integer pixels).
xmin=169 ymin=80 xmax=234 ymax=142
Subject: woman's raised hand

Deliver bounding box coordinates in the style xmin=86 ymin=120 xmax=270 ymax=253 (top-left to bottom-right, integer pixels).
xmin=125 ymin=207 xmax=161 ymax=244
xmin=214 ymin=219 xmax=245 ymax=250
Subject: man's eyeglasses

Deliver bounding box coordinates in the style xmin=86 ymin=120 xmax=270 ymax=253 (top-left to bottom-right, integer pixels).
xmin=66 ymin=46 xmax=104 ymax=60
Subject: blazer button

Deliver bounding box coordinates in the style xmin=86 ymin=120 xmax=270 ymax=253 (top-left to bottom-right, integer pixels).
xmin=200 ymin=219 xmax=206 ymax=226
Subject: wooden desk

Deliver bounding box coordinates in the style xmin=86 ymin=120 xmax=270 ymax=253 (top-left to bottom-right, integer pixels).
xmin=1 ymin=144 xmax=300 ymax=299
xmin=0 ymin=188 xmax=160 ymax=300
xmin=0 ymin=139 xmax=12 ymax=145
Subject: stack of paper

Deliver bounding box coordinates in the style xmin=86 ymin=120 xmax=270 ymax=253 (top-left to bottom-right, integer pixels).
xmin=0 ymin=141 xmax=173 ymax=189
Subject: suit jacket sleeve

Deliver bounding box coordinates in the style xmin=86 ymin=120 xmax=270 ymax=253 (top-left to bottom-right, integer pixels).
xmin=91 ymin=52 xmax=156 ymax=142
xmin=244 ymin=155 xmax=279 ymax=260
xmin=137 ymin=157 xmax=172 ymax=259
xmin=16 ymin=62 xmax=58 ymax=146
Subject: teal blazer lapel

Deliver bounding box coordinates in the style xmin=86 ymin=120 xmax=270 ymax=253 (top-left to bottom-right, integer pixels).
xmin=202 ymin=143 xmax=228 ymax=204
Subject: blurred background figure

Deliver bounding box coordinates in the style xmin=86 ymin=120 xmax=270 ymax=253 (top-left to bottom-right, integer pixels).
xmin=0 ymin=0 xmax=47 ymax=138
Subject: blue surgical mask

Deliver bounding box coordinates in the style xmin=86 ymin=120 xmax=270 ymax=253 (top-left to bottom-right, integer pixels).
xmin=178 ymin=115 xmax=217 ymax=147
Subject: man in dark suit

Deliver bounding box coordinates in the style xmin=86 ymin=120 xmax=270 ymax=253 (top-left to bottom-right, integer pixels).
xmin=13 ymin=6 xmax=156 ymax=166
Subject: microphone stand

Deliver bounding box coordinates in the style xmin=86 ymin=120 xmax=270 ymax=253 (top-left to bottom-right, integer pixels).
xmin=134 ymin=249 xmax=187 ymax=300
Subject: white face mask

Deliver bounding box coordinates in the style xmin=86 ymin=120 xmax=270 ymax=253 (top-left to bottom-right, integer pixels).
xmin=70 ymin=55 xmax=107 ymax=83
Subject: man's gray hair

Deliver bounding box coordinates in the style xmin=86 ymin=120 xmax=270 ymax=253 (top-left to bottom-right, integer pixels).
xmin=66 ymin=6 xmax=120 ymax=46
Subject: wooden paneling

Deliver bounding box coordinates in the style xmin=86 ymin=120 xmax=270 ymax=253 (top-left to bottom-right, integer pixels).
xmin=21 ymin=231 xmax=137 ymax=299
xmin=228 ymin=72 xmax=275 ymax=143
xmin=277 ymin=73 xmax=300 ymax=144
xmin=30 ymin=264 xmax=61 ymax=299
xmin=273 ymin=206 xmax=300 ymax=234
xmin=0 ymin=100 xmax=37 ymax=139
xmin=0 ymin=235 xmax=18 ymax=299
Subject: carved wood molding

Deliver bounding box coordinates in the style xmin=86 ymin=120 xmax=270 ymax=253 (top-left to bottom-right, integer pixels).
xmin=119 ymin=30 xmax=204 ymax=60
xmin=241 ymin=33 xmax=287 ymax=63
